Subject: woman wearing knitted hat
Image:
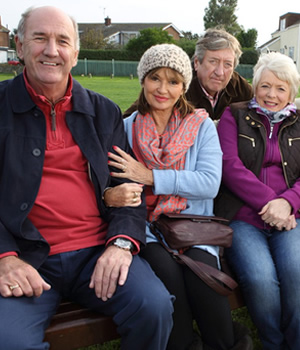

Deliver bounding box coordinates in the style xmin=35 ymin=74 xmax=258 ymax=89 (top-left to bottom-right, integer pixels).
xmin=104 ymin=44 xmax=252 ymax=350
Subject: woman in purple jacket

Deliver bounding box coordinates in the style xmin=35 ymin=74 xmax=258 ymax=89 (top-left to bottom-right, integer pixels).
xmin=215 ymin=52 xmax=300 ymax=350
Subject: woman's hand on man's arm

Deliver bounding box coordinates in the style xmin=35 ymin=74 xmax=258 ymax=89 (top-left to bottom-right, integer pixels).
xmin=108 ymin=146 xmax=154 ymax=186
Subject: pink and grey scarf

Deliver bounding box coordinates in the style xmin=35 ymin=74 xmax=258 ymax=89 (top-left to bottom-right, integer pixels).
xmin=133 ymin=108 xmax=208 ymax=221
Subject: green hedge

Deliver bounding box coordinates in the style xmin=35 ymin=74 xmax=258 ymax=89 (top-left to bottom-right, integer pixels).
xmin=78 ymin=49 xmax=141 ymax=61
xmin=79 ymin=47 xmax=259 ymax=65
xmin=240 ymin=48 xmax=259 ymax=65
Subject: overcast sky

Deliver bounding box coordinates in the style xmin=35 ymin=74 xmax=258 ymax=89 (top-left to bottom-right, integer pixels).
xmin=1 ymin=0 xmax=299 ymax=46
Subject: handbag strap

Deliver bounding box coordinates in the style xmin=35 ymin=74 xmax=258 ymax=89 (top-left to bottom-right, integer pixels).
xmin=175 ymin=254 xmax=237 ymax=296
xmin=150 ymin=223 xmax=238 ymax=296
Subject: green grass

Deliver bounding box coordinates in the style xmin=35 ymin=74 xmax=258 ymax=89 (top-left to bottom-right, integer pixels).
xmin=74 ymin=75 xmax=141 ymax=113
xmin=0 ymin=74 xmax=140 ymax=113
xmin=232 ymin=307 xmax=262 ymax=350
xmin=78 ymin=340 xmax=121 ymax=350
xmin=0 ymin=73 xmax=18 ymax=81
xmin=0 ymin=73 xmax=263 ymax=349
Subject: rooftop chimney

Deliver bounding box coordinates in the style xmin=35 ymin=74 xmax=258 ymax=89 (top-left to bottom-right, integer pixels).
xmin=105 ymin=17 xmax=111 ymax=26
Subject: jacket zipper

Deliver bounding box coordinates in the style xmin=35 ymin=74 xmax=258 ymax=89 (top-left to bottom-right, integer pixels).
xmin=239 ymin=134 xmax=256 ymax=147
xmin=288 ymin=137 xmax=300 ymax=146
xmin=278 ymin=117 xmax=298 ymax=188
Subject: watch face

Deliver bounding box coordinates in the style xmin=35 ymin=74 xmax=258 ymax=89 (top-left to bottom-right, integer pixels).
xmin=114 ymin=238 xmax=133 ymax=251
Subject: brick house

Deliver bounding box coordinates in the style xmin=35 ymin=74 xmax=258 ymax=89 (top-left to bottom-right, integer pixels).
xmin=78 ymin=17 xmax=183 ymax=46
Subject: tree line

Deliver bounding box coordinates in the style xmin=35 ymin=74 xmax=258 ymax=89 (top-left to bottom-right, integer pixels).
xmin=9 ymin=0 xmax=258 ymax=65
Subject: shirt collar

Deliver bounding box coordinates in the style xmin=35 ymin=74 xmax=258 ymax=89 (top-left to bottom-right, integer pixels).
xmin=23 ymin=68 xmax=73 ymax=107
xmin=200 ymin=83 xmax=219 ymax=107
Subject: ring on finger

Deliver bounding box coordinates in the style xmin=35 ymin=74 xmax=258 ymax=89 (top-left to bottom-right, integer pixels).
xmin=9 ymin=283 xmax=20 ymax=291
xmin=270 ymin=222 xmax=275 ymax=227
xmin=122 ymin=164 xmax=127 ymax=172
xmin=133 ymin=191 xmax=138 ymax=198
xmin=132 ymin=197 xmax=138 ymax=203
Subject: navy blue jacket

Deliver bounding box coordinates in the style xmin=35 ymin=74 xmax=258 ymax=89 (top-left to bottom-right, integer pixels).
xmin=0 ymin=74 xmax=146 ymax=268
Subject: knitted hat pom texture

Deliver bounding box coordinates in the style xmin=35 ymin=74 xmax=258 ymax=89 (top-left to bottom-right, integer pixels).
xmin=137 ymin=44 xmax=192 ymax=92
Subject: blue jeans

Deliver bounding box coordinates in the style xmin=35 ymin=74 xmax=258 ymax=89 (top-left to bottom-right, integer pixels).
xmin=0 ymin=246 xmax=174 ymax=350
xmin=226 ymin=220 xmax=300 ymax=350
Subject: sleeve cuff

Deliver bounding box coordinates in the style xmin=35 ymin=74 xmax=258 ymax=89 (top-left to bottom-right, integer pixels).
xmin=0 ymin=252 xmax=18 ymax=259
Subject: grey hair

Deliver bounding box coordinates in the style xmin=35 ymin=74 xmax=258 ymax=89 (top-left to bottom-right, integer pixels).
xmin=252 ymin=52 xmax=300 ymax=101
xmin=193 ymin=28 xmax=242 ymax=68
xmin=16 ymin=6 xmax=80 ymax=51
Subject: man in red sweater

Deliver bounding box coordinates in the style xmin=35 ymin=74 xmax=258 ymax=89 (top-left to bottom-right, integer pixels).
xmin=0 ymin=6 xmax=173 ymax=350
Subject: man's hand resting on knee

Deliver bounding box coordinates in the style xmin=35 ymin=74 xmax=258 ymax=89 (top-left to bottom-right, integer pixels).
xmin=0 ymin=256 xmax=51 ymax=298
xmin=89 ymin=246 xmax=132 ymax=301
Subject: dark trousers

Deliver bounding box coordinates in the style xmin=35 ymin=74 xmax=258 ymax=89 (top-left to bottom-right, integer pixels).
xmin=0 ymin=246 xmax=174 ymax=350
xmin=140 ymin=243 xmax=235 ymax=350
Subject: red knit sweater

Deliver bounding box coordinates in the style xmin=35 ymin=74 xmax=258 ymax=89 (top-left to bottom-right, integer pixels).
xmin=25 ymin=74 xmax=108 ymax=255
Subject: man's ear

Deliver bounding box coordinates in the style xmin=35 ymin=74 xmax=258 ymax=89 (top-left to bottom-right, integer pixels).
xmin=15 ymin=35 xmax=24 ymax=61
xmin=193 ymin=57 xmax=199 ymax=71
xmin=72 ymin=50 xmax=79 ymax=68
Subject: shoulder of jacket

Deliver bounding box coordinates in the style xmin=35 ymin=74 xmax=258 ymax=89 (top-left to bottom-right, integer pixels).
xmin=72 ymin=79 xmax=120 ymax=116
xmin=230 ymin=101 xmax=249 ymax=112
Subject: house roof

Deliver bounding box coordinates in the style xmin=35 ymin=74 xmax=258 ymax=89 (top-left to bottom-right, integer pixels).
xmin=258 ymin=12 xmax=300 ymax=49
xmin=0 ymin=17 xmax=10 ymax=33
xmin=78 ymin=21 xmax=183 ymax=38
xmin=278 ymin=12 xmax=300 ymax=30
xmin=258 ymin=36 xmax=280 ymax=50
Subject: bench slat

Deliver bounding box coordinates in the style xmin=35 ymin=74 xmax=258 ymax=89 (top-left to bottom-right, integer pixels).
xmin=44 ymin=302 xmax=119 ymax=350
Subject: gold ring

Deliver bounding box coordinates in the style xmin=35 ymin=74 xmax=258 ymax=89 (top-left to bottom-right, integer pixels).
xmin=122 ymin=165 xmax=127 ymax=172
xmin=9 ymin=284 xmax=20 ymax=291
xmin=270 ymin=222 xmax=275 ymax=227
xmin=133 ymin=191 xmax=138 ymax=198
xmin=132 ymin=197 xmax=138 ymax=203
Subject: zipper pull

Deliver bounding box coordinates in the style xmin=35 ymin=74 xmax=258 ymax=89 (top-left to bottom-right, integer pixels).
xmin=269 ymin=125 xmax=273 ymax=139
xmin=87 ymin=162 xmax=92 ymax=181
xmin=51 ymin=107 xmax=56 ymax=131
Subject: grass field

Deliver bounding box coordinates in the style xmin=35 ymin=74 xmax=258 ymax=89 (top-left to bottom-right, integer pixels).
xmin=0 ymin=73 xmax=263 ymax=350
xmin=0 ymin=74 xmax=141 ymax=113
xmin=74 ymin=75 xmax=141 ymax=112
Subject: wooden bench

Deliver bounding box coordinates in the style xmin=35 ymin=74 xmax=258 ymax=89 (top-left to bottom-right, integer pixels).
xmin=44 ymin=260 xmax=244 ymax=349
xmin=45 ymin=291 xmax=244 ymax=350
xmin=44 ymin=300 xmax=119 ymax=350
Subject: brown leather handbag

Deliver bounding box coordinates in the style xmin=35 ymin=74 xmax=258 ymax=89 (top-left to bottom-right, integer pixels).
xmin=150 ymin=213 xmax=238 ymax=296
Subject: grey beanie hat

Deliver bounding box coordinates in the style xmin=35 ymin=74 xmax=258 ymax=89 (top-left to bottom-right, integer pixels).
xmin=137 ymin=44 xmax=192 ymax=92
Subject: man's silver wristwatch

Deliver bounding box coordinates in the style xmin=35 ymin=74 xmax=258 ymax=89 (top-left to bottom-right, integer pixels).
xmin=111 ymin=238 xmax=134 ymax=253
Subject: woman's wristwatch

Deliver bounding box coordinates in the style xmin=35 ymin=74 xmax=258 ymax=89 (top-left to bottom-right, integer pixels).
xmin=111 ymin=238 xmax=134 ymax=253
